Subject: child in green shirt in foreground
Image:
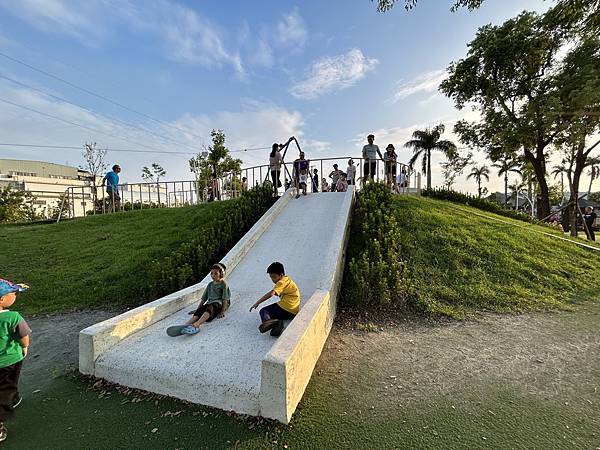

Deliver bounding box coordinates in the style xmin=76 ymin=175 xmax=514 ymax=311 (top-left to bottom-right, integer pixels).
xmin=249 ymin=262 xmax=300 ymax=337
xmin=0 ymin=278 xmax=31 ymax=443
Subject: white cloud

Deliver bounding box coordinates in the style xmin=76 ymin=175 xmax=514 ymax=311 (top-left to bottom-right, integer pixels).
xmin=391 ymin=69 xmax=447 ymax=103
xmin=0 ymin=79 xmax=308 ymax=181
xmin=290 ymin=49 xmax=378 ymax=100
xmin=0 ymin=0 xmax=106 ymax=44
xmin=275 ymin=8 xmax=307 ymax=50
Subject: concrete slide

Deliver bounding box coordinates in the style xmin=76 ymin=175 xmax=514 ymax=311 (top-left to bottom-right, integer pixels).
xmin=79 ymin=188 xmax=354 ymax=423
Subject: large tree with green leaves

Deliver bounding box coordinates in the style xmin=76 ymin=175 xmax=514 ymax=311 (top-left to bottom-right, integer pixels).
xmin=0 ymin=187 xmax=37 ymax=223
xmin=405 ymin=124 xmax=457 ymax=190
xmin=440 ymin=12 xmax=600 ymax=219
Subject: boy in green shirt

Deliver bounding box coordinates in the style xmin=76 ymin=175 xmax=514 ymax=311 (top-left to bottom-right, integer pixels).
xmin=0 ymin=278 xmax=31 ymax=443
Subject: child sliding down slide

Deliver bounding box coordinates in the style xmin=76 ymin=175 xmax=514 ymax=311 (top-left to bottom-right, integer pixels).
xmin=249 ymin=262 xmax=300 ymax=337
xmin=167 ymin=263 xmax=230 ymax=337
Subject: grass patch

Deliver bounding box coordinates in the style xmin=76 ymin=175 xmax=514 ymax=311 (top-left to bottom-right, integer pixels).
xmin=394 ymin=196 xmax=600 ymax=318
xmin=0 ymin=196 xmax=268 ymax=316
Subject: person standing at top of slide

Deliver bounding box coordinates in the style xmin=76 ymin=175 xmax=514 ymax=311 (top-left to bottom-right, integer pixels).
xmin=269 ymin=143 xmax=283 ymax=197
xmin=102 ymin=164 xmax=121 ymax=212
xmin=362 ymin=134 xmax=383 ymax=184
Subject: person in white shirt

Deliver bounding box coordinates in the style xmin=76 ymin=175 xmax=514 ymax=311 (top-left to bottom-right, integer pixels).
xmin=362 ymin=134 xmax=383 ymax=184
xmin=346 ymin=159 xmax=356 ymax=185
xmin=396 ymin=168 xmax=408 ymax=193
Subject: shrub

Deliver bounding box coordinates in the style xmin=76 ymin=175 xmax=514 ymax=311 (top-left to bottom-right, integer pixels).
xmin=341 ymin=183 xmax=419 ymax=310
xmin=422 ymin=188 xmax=539 ymax=224
xmin=145 ymin=185 xmax=273 ymax=298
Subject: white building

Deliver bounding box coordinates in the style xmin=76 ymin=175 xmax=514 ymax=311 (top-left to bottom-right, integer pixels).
xmin=0 ymin=159 xmax=98 ymax=218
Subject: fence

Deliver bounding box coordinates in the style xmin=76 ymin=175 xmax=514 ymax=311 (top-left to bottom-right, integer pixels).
xmin=56 ymin=155 xmax=420 ymax=222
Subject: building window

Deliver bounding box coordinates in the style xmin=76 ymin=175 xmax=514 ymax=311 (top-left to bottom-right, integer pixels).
xmin=33 ymin=200 xmax=46 ymax=205
xmin=9 ymin=171 xmax=37 ymax=177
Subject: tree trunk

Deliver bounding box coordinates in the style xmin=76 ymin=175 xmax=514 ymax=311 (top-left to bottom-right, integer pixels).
xmin=426 ymin=150 xmax=432 ymax=190
xmin=524 ymin=148 xmax=550 ymax=220
xmin=478 ymin=178 xmax=482 ymax=198
xmin=504 ymin=174 xmax=508 ymax=206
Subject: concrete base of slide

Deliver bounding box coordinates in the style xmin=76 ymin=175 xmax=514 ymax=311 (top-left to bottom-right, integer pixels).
xmin=79 ymin=188 xmax=354 ymax=423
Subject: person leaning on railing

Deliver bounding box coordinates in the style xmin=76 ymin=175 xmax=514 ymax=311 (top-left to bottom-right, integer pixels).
xmin=102 ymin=164 xmax=121 ymax=212
xmin=362 ymin=134 xmax=383 ymax=184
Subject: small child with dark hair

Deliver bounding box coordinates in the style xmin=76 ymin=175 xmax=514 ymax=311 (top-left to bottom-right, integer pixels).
xmin=0 ymin=278 xmax=31 ymax=443
xmin=180 ymin=263 xmax=230 ymax=335
xmin=249 ymin=262 xmax=300 ymax=337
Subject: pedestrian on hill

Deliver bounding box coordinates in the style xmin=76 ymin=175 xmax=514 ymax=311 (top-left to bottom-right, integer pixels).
xmin=322 ymin=178 xmax=330 ymax=192
xmin=0 ymin=278 xmax=31 ymax=443
xmin=312 ymin=169 xmax=319 ymax=193
xmin=269 ymin=143 xmax=283 ymax=197
xmin=241 ymin=177 xmax=248 ymax=192
xmin=250 ymin=262 xmax=300 ymax=337
xmin=384 ymin=144 xmax=397 ymax=188
xmin=584 ymin=206 xmax=597 ymax=241
xmin=396 ymin=168 xmax=408 ymax=193
xmin=329 ymin=164 xmax=343 ymax=192
xmin=362 ymin=134 xmax=383 ymax=184
xmin=336 ymin=173 xmax=349 ymax=192
xmin=346 ymin=159 xmax=356 ymax=185
xmin=102 ymin=164 xmax=121 ymax=212
xmin=292 ymin=151 xmax=310 ymax=199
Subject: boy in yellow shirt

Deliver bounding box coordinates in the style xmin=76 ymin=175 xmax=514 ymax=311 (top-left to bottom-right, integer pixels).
xmin=249 ymin=262 xmax=300 ymax=337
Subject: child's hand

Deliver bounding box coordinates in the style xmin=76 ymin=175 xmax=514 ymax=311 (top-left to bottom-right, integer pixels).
xmin=249 ymin=302 xmax=259 ymax=312
xmin=22 ymin=347 xmax=28 ymax=357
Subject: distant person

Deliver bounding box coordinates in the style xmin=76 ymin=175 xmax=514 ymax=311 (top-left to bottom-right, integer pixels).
xmin=168 ymin=263 xmax=230 ymax=336
xmin=346 ymin=159 xmax=356 ymax=186
xmin=336 ymin=173 xmax=349 ymax=192
xmin=584 ymin=206 xmax=596 ymax=241
xmin=396 ymin=168 xmax=408 ymax=193
xmin=322 ymin=178 xmax=330 ymax=192
xmin=241 ymin=177 xmax=248 ymax=192
xmin=329 ymin=164 xmax=343 ymax=192
xmin=312 ymin=169 xmax=319 ymax=193
xmin=0 ymin=278 xmax=31 ymax=444
xmin=384 ymin=144 xmax=397 ymax=188
xmin=293 ymin=151 xmax=310 ymax=199
xmin=102 ymin=164 xmax=121 ymax=212
xmin=269 ymin=143 xmax=283 ymax=197
xmin=249 ymin=262 xmax=300 ymax=337
xmin=362 ymin=134 xmax=383 ymax=184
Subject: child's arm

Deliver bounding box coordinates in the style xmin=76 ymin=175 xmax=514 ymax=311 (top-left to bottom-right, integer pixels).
xmin=249 ymin=290 xmax=276 ymax=312
xmin=19 ymin=335 xmax=30 ymax=357
xmin=218 ymin=285 xmax=231 ymax=318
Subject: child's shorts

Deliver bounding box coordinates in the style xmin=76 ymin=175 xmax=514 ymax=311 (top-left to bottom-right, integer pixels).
xmin=192 ymin=303 xmax=222 ymax=322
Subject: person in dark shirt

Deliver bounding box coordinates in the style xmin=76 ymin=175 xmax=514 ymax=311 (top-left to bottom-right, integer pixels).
xmin=583 ymin=207 xmax=597 ymax=241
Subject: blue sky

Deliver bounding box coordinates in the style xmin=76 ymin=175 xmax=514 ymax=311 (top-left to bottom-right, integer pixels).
xmin=3 ymin=0 xmax=593 ymax=194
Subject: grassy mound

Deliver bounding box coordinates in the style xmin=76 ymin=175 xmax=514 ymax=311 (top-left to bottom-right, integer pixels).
xmin=395 ymin=196 xmax=600 ymax=318
xmin=1 ymin=189 xmax=272 ymax=316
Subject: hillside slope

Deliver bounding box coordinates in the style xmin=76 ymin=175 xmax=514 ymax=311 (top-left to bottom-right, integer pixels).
xmin=394 ymin=196 xmax=599 ymax=318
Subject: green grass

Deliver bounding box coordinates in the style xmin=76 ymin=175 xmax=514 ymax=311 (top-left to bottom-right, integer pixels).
xmin=394 ymin=196 xmax=600 ymax=318
xmin=0 ymin=202 xmax=233 ymax=316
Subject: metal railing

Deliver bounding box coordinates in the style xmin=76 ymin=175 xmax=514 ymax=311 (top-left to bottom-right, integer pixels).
xmin=56 ymin=154 xmax=420 ymax=222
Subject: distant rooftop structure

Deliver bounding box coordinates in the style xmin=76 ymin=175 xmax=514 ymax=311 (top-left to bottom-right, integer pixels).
xmin=0 ymin=158 xmax=91 ymax=180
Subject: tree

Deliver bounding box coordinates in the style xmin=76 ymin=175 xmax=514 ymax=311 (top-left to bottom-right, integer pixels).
xmin=405 ymin=124 xmax=457 ymax=190
xmin=373 ymin=0 xmax=600 ymax=34
xmin=466 ymin=165 xmax=490 ymax=198
xmin=440 ymin=151 xmax=472 ymax=190
xmin=587 ymin=159 xmax=600 ymax=197
xmin=142 ymin=163 xmax=167 ymax=206
xmin=551 ymin=162 xmax=568 ymax=201
xmin=189 ymin=130 xmax=242 ymax=201
xmin=0 ymin=187 xmax=37 ymax=223
xmin=492 ymin=157 xmax=521 ymax=206
xmin=80 ymin=142 xmax=108 ymax=206
xmin=440 ymin=12 xmax=600 ymax=219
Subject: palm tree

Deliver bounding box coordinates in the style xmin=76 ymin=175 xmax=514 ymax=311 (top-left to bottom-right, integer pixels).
xmin=586 ymin=158 xmax=600 ymax=197
xmin=467 ymin=165 xmax=490 ymax=198
xmin=405 ymin=124 xmax=457 ymax=190
xmin=492 ymin=157 xmax=521 ymax=206
xmin=508 ymin=181 xmax=524 ymax=210
xmin=551 ymin=162 xmax=567 ymax=203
